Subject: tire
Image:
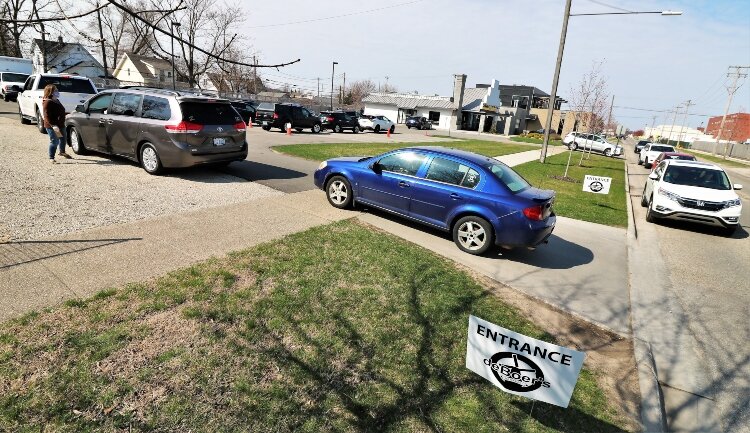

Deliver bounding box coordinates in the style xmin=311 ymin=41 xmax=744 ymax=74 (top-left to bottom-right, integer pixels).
xmin=407 ymin=126 xmax=411 ymax=129
xmin=352 ymin=125 xmax=360 ymax=133
xmin=637 ymin=158 xmax=643 ymax=166
xmin=333 ymin=125 xmax=342 ymax=133
xmin=604 ymin=148 xmax=613 ymax=157
xmin=36 ymin=108 xmax=46 ymax=134
xmin=452 ymin=216 xmax=493 ymax=255
xmin=374 ymin=125 xmax=381 ymax=134
xmin=68 ymin=127 xmax=87 ymax=155
xmin=262 ymin=125 xmax=271 ymax=131
xmin=312 ymin=123 xmax=321 ymax=133
xmin=325 ymin=175 xmax=353 ymax=209
xmin=644 ymin=159 xmax=651 ymax=168
xmin=19 ymin=104 xmax=30 ymax=124
xmin=645 ymin=198 xmax=658 ymax=223
xmin=389 ymin=125 xmax=395 ymax=134
xmin=139 ymin=143 xmax=163 ymax=175
xmin=569 ymin=142 xmax=578 ymax=151
xmin=640 ymin=187 xmax=648 ymax=207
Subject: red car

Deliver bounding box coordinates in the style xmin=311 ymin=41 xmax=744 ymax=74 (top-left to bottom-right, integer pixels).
xmin=650 ymin=152 xmax=697 ymax=171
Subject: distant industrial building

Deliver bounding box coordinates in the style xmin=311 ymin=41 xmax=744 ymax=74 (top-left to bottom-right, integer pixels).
xmin=705 ymin=112 xmax=750 ymax=143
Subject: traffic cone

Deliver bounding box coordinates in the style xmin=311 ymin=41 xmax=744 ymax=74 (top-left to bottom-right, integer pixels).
xmin=248 ymin=120 xmax=253 ymax=128
xmin=386 ymin=128 xmax=391 ymax=138
xmin=286 ymin=123 xmax=292 ymax=136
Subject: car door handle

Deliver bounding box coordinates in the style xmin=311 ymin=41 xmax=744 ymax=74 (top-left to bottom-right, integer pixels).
xmin=450 ymin=193 xmax=462 ymax=200
xmin=398 ymin=181 xmax=410 ymax=188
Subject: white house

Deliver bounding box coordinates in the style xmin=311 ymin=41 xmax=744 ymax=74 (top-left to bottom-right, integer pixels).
xmin=362 ymin=92 xmax=456 ymax=129
xmin=112 ymin=53 xmax=183 ymax=88
xmin=29 ymin=37 xmax=104 ymax=77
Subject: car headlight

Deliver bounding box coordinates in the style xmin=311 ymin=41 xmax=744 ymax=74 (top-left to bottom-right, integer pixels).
xmin=318 ymin=161 xmax=327 ymax=170
xmin=724 ymin=198 xmax=741 ymax=208
xmin=657 ymin=187 xmax=680 ymax=201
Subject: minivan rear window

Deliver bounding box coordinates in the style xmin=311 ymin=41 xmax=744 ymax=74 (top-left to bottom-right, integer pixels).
xmin=38 ymin=76 xmax=96 ymax=94
xmin=257 ymin=102 xmax=274 ymax=110
xmin=180 ymin=102 xmax=241 ymax=125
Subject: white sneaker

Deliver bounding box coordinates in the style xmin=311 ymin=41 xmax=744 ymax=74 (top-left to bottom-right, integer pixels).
xmin=50 ymin=159 xmax=57 ymax=164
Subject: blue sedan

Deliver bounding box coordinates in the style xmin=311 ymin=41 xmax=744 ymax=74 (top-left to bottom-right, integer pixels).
xmin=314 ymin=146 xmax=556 ymax=255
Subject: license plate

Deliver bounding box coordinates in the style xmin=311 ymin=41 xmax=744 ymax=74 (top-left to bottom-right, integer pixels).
xmin=213 ymin=138 xmax=226 ymax=146
xmin=262 ymin=121 xmax=268 ymax=125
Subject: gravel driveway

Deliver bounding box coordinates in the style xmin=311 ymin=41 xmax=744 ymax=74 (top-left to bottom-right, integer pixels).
xmin=0 ymin=117 xmax=283 ymax=241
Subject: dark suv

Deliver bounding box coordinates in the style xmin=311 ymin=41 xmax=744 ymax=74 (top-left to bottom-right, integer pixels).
xmin=260 ymin=103 xmax=322 ymax=133
xmin=229 ymin=99 xmax=256 ymax=124
xmin=64 ymin=87 xmax=248 ymax=174
xmin=320 ymin=111 xmax=360 ymax=133
xmin=405 ymin=116 xmax=431 ymax=130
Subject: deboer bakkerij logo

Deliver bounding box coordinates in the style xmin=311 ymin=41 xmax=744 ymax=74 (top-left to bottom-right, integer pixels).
xmin=589 ymin=181 xmax=604 ymax=192
xmin=484 ymin=352 xmax=551 ymax=392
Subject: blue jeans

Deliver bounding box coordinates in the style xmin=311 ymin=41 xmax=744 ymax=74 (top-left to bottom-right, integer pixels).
xmin=46 ymin=127 xmax=66 ymax=159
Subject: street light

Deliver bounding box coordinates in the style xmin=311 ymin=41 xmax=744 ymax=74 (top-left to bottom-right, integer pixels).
xmin=331 ymin=61 xmax=338 ymax=110
xmin=171 ymin=21 xmax=181 ymax=90
xmin=539 ymin=1 xmax=682 ymax=162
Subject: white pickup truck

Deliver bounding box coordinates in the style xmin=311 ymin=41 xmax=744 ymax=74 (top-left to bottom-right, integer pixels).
xmin=16 ymin=73 xmax=98 ymax=133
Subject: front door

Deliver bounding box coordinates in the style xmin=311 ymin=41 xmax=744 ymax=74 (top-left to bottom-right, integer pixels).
xmin=107 ymin=92 xmax=143 ymax=158
xmin=79 ymin=93 xmax=113 ymax=152
xmin=357 ymin=151 xmax=428 ymax=215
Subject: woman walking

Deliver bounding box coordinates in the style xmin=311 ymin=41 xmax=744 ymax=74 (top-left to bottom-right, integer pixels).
xmin=42 ymin=84 xmax=71 ymax=163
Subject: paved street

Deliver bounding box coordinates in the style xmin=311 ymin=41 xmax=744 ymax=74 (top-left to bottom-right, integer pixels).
xmin=626 ymin=143 xmax=750 ymax=433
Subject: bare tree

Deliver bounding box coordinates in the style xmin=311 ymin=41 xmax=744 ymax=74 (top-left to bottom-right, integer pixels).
xmin=344 ymin=79 xmax=376 ymax=108
xmin=1 ymin=0 xmax=34 ymax=57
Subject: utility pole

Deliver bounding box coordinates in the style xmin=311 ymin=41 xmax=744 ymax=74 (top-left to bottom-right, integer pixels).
xmin=317 ymin=77 xmax=320 ymax=99
xmin=666 ymin=104 xmax=681 ymax=145
xmin=330 ymin=61 xmax=338 ymax=110
xmin=713 ymin=66 xmax=749 ymax=158
xmin=96 ymin=2 xmax=108 ymax=78
xmin=342 ymin=72 xmax=346 ymax=104
xmin=253 ymin=55 xmax=258 ymax=94
xmin=606 ymin=94 xmax=615 ymax=135
xmin=677 ymin=99 xmax=694 ymax=146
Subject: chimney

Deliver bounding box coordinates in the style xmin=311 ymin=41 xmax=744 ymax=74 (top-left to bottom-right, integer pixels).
xmin=453 ymin=74 xmax=466 ymax=129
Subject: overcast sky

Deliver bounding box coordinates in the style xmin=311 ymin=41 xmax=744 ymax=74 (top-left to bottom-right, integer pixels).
xmin=243 ymin=0 xmax=750 ymax=130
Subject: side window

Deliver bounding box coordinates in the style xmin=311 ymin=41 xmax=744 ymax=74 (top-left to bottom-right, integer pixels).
xmin=425 ymin=157 xmax=480 ymax=188
xmin=301 ymin=108 xmax=312 ymax=117
xmin=141 ymin=96 xmax=171 ymax=121
xmin=109 ymin=93 xmax=143 ymax=116
xmin=377 ymin=152 xmax=427 ymax=176
xmin=87 ymin=93 xmax=113 ymax=114
xmin=24 ymin=76 xmax=35 ymax=91
xmin=655 ymin=162 xmax=667 ymax=178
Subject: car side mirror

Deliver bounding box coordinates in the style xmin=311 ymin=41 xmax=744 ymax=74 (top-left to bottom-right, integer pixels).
xmin=10 ymin=85 xmax=22 ymax=92
xmin=75 ymin=104 xmax=85 ymax=113
xmin=734 ymin=184 xmax=743 ymax=191
xmin=370 ymin=162 xmax=382 ymax=173
xmin=648 ymin=172 xmax=659 ymax=180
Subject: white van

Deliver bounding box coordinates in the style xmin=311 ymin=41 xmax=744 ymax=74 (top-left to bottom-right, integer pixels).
xmin=0 ymin=56 xmax=33 ymax=102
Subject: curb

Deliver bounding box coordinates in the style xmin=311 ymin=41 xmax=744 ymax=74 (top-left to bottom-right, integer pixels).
xmin=624 ymin=155 xmax=667 ymax=432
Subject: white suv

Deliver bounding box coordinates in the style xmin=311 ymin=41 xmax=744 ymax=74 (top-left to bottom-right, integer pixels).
xmin=562 ymin=132 xmax=622 ymax=157
xmin=638 ymin=143 xmax=675 ymax=168
xmin=641 ymin=160 xmax=743 ymax=235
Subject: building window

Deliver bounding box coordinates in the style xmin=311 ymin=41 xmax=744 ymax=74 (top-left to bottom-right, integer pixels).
xmin=428 ymin=111 xmax=440 ymax=123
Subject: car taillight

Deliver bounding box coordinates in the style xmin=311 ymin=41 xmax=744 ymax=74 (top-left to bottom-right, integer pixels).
xmin=273 ymin=113 xmax=279 ymax=119
xmin=165 ymin=121 xmax=203 ymax=134
xmin=234 ymin=121 xmax=246 ymax=132
xmin=522 ymin=205 xmax=544 ymax=221
xmin=326 ymin=116 xmax=335 ymax=122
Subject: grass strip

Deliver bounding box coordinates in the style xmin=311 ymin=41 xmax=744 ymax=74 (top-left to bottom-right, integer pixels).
xmin=0 ymin=220 xmax=630 ymax=432
xmin=514 ymin=151 xmax=628 ymax=227
xmin=511 ymin=136 xmax=564 ymax=146
xmin=272 ymin=139 xmax=532 ymax=162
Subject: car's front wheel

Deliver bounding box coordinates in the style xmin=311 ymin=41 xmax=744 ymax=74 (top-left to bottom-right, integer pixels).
xmin=312 ymin=123 xmax=321 ymax=133
xmin=604 ymin=148 xmax=613 ymax=157
xmin=640 ymin=187 xmax=648 ymax=207
xmin=569 ymin=142 xmax=578 ymax=151
xmin=453 ymin=216 xmax=493 ymax=255
xmin=645 ymin=198 xmax=659 ymax=223
xmin=389 ymin=125 xmax=395 ymax=134
xmin=140 ymin=143 xmax=163 ymax=175
xmin=374 ymin=125 xmax=381 ymax=134
xmin=353 ymin=125 xmax=360 ymax=133
xmin=68 ymin=127 xmax=87 ymax=155
xmin=326 ymin=175 xmax=353 ymax=209
xmin=333 ymin=125 xmax=342 ymax=133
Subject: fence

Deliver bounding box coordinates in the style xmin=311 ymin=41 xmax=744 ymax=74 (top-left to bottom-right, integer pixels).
xmin=688 ymin=141 xmax=750 ymax=161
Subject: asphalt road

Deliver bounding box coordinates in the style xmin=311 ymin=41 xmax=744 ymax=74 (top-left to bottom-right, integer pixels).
xmin=626 ymin=144 xmax=750 ymax=432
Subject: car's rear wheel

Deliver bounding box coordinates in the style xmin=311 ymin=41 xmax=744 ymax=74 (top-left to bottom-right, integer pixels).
xmin=333 ymin=125 xmax=342 ymax=133
xmin=326 ymin=176 xmax=353 ymax=209
xmin=407 ymin=126 xmax=411 ymax=129
xmin=353 ymin=125 xmax=360 ymax=133
xmin=604 ymin=148 xmax=613 ymax=157
xmin=312 ymin=123 xmax=321 ymax=133
xmin=36 ymin=108 xmax=46 ymax=134
xmin=140 ymin=143 xmax=163 ymax=175
xmin=19 ymin=104 xmax=30 ymax=124
xmin=453 ymin=216 xmax=493 ymax=255
xmin=68 ymin=127 xmax=87 ymax=155
xmin=645 ymin=198 xmax=658 ymax=223
xmin=569 ymin=142 xmax=578 ymax=151
xmin=262 ymin=125 xmax=271 ymax=131
xmin=374 ymin=125 xmax=381 ymax=134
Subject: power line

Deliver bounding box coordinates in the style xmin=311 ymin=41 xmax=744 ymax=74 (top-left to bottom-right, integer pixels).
xmin=581 ymin=0 xmax=632 ymax=13
xmin=613 ymin=105 xmax=716 ymax=117
xmin=246 ymin=0 xmax=425 ymax=29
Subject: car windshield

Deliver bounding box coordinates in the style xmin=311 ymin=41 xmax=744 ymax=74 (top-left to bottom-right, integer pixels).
xmin=662 ymin=166 xmax=731 ymax=190
xmin=651 ymin=145 xmax=674 ymax=152
xmin=38 ymin=76 xmax=96 ymax=94
xmin=486 ymin=160 xmax=531 ymax=193
xmin=2 ymin=73 xmax=28 ymax=82
xmin=667 ymin=155 xmax=696 ymax=161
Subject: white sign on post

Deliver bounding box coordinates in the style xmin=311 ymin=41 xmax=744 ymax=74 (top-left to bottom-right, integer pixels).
xmin=465 ymin=315 xmax=585 ymax=408
xmin=582 ymin=175 xmax=612 ymax=195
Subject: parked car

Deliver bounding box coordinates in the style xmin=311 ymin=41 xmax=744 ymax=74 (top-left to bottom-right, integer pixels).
xmin=641 ymin=159 xmax=742 ymax=235
xmin=64 ymin=87 xmax=248 ymax=174
xmin=229 ymin=99 xmax=256 ymax=124
xmin=320 ymin=111 xmax=360 ymax=133
xmin=17 ymin=73 xmax=98 ymax=133
xmin=562 ymin=132 xmax=622 ymax=157
xmin=649 ymin=152 xmax=697 ymax=171
xmin=0 ymin=72 xmax=29 ymax=102
xmin=638 ymin=143 xmax=676 ymax=168
xmin=405 ymin=116 xmax=432 ymax=130
xmin=359 ymin=115 xmax=395 ymax=133
xmin=634 ymin=140 xmax=651 ymax=154
xmin=254 ymin=102 xmax=275 ymax=125
xmin=260 ymin=103 xmax=322 ymax=133
xmin=314 ymin=147 xmax=556 ymax=255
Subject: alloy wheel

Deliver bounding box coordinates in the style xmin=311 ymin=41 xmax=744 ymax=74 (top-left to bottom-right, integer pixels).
xmin=328 ymin=180 xmax=348 ymax=205
xmin=142 ymin=146 xmax=159 ymax=172
xmin=457 ymin=221 xmax=487 ymax=251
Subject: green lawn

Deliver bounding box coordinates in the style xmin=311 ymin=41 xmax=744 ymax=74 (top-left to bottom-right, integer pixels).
xmin=0 ymin=220 xmax=631 ymax=432
xmin=514 ymin=151 xmax=628 ymax=227
xmin=511 ymin=136 xmax=563 ymax=146
xmin=272 ymin=139 xmax=532 ymax=162
xmin=681 ymin=149 xmax=749 ymax=169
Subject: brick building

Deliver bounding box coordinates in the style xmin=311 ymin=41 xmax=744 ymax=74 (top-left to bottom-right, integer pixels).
xmin=705 ymin=112 xmax=750 ymax=142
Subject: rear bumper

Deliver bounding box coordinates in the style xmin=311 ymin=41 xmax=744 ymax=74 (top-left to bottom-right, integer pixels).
xmin=495 ymin=214 xmax=556 ymax=247
xmin=159 ymin=142 xmax=248 ymax=168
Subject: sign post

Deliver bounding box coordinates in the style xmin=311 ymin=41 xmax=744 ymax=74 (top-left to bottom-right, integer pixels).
xmin=465 ymin=315 xmax=585 ymax=408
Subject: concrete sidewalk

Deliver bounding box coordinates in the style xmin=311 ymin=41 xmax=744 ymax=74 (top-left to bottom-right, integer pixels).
xmin=493 ymin=146 xmax=568 ymax=166
xmin=0 ymin=190 xmax=353 ymax=322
